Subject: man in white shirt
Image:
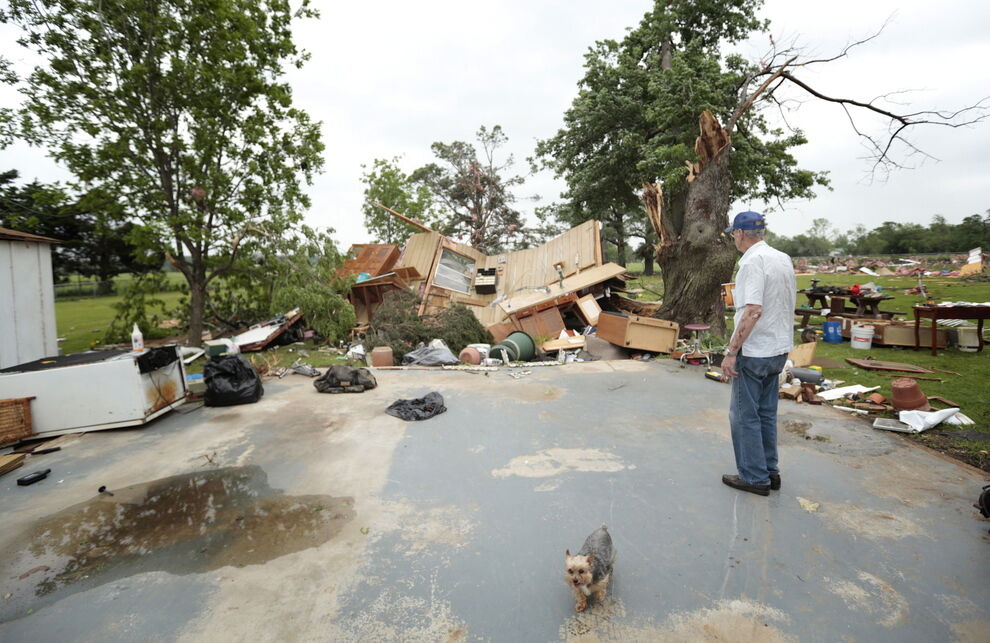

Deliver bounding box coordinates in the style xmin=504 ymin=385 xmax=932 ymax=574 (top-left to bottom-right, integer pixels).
xmin=720 ymin=211 xmax=796 ymax=496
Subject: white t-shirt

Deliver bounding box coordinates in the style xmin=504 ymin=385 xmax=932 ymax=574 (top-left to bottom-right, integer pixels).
xmin=733 ymin=240 xmax=797 ymax=358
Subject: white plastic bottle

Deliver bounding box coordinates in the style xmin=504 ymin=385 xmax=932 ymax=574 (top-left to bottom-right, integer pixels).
xmin=131 ymin=323 xmax=144 ymax=352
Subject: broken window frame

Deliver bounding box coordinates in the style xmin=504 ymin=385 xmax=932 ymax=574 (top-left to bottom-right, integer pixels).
xmin=432 ymin=248 xmax=476 ymax=294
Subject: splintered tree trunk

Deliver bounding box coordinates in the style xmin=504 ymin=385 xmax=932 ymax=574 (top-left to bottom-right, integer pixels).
xmin=644 ymin=111 xmax=737 ymax=337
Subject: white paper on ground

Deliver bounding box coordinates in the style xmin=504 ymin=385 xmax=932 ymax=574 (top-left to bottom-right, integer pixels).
xmin=943 ymin=411 xmax=974 ymax=425
xmin=817 ymin=385 xmax=880 ymax=401
xmin=898 ymin=408 xmax=960 ymax=433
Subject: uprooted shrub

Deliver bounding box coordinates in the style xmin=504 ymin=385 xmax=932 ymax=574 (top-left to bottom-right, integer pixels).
xmin=366 ymin=290 xmax=492 ymax=360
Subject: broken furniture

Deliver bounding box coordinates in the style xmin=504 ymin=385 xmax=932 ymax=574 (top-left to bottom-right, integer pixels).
xmin=596 ymin=312 xmax=678 ymax=353
xmin=234 ymin=309 xmax=305 ymax=352
xmin=0 ymin=396 xmax=35 ymax=446
xmin=680 ymin=323 xmax=711 ymax=366
xmin=0 ymin=346 xmax=188 ymax=439
xmin=913 ymin=304 xmax=990 ymax=356
xmin=347 ymin=269 xmax=422 ymax=324
xmin=847 ymin=294 xmax=896 ymax=317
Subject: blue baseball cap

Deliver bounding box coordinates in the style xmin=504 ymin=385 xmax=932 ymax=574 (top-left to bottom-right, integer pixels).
xmin=724 ymin=210 xmax=766 ymax=234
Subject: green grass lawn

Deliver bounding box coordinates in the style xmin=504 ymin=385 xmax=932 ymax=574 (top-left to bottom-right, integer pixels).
xmin=55 ymin=291 xmax=186 ymax=354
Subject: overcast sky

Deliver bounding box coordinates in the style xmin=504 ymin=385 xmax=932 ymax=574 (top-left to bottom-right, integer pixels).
xmin=2 ymin=0 xmax=989 ymax=249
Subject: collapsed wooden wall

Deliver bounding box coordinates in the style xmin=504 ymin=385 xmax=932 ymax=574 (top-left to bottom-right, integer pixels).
xmin=394 ymin=220 xmax=603 ymax=327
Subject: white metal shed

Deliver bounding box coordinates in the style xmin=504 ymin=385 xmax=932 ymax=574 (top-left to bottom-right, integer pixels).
xmin=0 ymin=227 xmax=59 ymax=369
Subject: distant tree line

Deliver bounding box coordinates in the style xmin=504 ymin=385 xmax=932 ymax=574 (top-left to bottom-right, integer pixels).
xmin=766 ymin=213 xmax=990 ymax=258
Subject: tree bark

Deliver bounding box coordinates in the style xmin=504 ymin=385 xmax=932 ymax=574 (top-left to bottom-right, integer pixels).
xmin=643 ymin=253 xmax=655 ymax=276
xmin=645 ymin=111 xmax=736 ymax=337
xmin=187 ymin=268 xmax=207 ymax=347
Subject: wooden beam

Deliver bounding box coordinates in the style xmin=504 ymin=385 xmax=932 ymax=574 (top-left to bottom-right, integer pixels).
xmin=373 ymin=202 xmax=435 ymax=233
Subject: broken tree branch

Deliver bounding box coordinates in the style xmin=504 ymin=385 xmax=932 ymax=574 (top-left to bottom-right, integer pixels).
xmin=373 ymin=202 xmax=436 ymax=234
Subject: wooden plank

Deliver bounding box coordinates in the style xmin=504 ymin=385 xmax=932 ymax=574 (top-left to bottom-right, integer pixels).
xmin=499 ymin=263 xmax=627 ymax=314
xmin=844 ymin=358 xmax=933 ymax=374
xmin=373 ymin=202 xmax=435 ymax=232
xmin=0 ymin=453 xmax=26 ymax=477
xmin=624 ymin=315 xmax=678 ymax=353
xmin=542 ymin=336 xmax=587 ymax=352
xmin=596 ymin=311 xmax=629 ymax=347
xmin=877 ymin=373 xmax=943 ymax=382
xmin=514 ymin=307 xmax=565 ymax=339
xmin=339 ymin=244 xmax=400 ymax=277
xmin=450 ymin=294 xmax=487 ymax=307
xmin=486 ymin=320 xmax=518 ymax=343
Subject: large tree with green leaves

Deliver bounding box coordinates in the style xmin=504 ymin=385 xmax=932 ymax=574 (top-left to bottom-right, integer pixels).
xmin=3 ymin=0 xmax=324 ymax=345
xmin=538 ymin=0 xmax=986 ymax=333
xmin=360 ymin=157 xmax=437 ymax=245
xmin=0 ymin=171 xmax=157 ymax=287
xmin=412 ymin=125 xmax=526 ymax=254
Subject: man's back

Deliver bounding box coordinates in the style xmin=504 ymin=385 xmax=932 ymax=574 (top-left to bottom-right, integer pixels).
xmin=734 ymin=241 xmax=796 ymax=358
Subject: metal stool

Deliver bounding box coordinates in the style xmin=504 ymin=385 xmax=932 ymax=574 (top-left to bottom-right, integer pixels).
xmin=680 ymin=323 xmax=711 ymax=366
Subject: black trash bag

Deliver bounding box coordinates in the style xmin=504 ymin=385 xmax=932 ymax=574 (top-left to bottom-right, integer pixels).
xmin=314 ymin=365 xmax=378 ymax=394
xmin=401 ymin=345 xmax=459 ymax=366
xmin=385 ymin=392 xmax=447 ymax=421
xmin=204 ymin=355 xmax=264 ymax=407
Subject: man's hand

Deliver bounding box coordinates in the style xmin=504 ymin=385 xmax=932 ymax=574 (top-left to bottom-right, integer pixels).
xmin=722 ymin=354 xmax=738 ymax=378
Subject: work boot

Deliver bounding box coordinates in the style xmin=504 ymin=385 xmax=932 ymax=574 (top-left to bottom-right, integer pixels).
xmin=770 ymin=474 xmax=781 ymax=491
xmin=721 ymin=474 xmax=770 ymax=496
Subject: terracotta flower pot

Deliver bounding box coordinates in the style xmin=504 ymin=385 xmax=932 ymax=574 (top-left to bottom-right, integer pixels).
xmin=458 ymin=347 xmax=482 ymax=365
xmin=890 ymin=378 xmax=930 ymax=411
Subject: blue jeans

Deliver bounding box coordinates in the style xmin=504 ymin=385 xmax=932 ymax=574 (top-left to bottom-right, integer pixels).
xmin=729 ymin=353 xmax=789 ymax=486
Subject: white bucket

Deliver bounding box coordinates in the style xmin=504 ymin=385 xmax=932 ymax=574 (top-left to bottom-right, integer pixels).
xmin=467 ymin=343 xmax=491 ymax=359
xmin=850 ymin=324 xmax=875 ymax=350
xmin=957 ymin=327 xmax=980 ymax=352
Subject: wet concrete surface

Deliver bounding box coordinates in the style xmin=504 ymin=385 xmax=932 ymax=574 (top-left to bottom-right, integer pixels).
xmin=0 ymin=360 xmax=988 ymax=641
xmin=0 ymin=466 xmax=353 ymax=620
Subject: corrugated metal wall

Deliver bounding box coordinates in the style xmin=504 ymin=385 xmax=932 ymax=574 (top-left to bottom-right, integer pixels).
xmin=0 ymin=240 xmax=58 ymax=368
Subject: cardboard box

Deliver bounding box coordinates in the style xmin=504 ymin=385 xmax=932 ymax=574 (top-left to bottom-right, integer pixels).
xmin=596 ymin=311 xmax=679 ymax=353
xmin=880 ymin=324 xmax=947 ymax=348
xmin=787 ymin=342 xmax=817 ymax=367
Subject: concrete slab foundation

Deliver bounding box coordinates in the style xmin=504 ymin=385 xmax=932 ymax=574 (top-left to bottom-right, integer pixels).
xmin=1 ymin=360 xmax=988 ymax=641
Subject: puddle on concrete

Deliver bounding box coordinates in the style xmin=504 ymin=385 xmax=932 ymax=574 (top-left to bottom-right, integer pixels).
xmin=0 ymin=466 xmax=353 ymax=619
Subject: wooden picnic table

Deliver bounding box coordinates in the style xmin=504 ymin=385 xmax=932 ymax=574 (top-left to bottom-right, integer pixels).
xmin=847 ymin=294 xmax=896 ymax=317
xmin=914 ymin=305 xmax=990 ymax=356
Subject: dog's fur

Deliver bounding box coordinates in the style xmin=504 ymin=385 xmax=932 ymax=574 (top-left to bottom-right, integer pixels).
xmin=564 ymin=524 xmax=615 ymax=612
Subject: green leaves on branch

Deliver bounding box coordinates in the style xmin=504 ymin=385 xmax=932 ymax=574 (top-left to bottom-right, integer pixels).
xmin=268 ymin=228 xmax=356 ymax=345
xmin=536 ymin=0 xmax=828 ymax=238
xmin=361 ymin=158 xmax=438 ymax=244
xmin=3 ymin=0 xmax=325 ymax=345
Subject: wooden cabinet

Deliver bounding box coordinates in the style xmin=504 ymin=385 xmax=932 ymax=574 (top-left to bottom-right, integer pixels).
xmin=596 ymin=312 xmax=678 ymax=353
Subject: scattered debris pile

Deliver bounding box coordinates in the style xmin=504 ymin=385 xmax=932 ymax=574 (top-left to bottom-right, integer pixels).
xmin=795 ymin=247 xmax=985 ymax=278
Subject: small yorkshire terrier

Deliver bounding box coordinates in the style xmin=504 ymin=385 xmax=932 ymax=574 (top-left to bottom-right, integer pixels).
xmin=564 ymin=524 xmax=615 ymax=612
